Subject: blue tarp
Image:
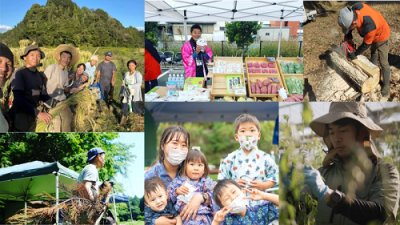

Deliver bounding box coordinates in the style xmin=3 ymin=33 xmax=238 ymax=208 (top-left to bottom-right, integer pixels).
xmin=109 ymin=195 xmax=129 ymax=203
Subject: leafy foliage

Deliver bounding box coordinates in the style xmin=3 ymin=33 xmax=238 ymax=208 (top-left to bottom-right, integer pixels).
xmin=109 ymin=196 xmax=144 ymax=222
xmin=279 ymin=103 xmax=400 ymax=225
xmin=0 ymin=133 xmax=137 ymax=223
xmin=225 ymin=22 xmax=262 ymax=56
xmin=145 ymin=22 xmax=159 ymax=46
xmin=0 ymin=133 xmax=134 ymax=182
xmin=0 ymin=0 xmax=144 ymax=48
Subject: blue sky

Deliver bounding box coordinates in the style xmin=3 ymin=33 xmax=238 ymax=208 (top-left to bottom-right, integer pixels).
xmin=113 ymin=133 xmax=144 ymax=198
xmin=0 ymin=0 xmax=144 ymax=33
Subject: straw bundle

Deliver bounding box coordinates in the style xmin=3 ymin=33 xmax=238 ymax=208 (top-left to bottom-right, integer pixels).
xmin=34 ymin=88 xmax=96 ymax=132
xmin=6 ymin=182 xmax=111 ymax=224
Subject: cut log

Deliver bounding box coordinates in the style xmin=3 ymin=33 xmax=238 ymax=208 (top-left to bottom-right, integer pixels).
xmin=329 ymin=51 xmax=378 ymax=93
xmin=315 ymin=67 xmax=359 ymax=102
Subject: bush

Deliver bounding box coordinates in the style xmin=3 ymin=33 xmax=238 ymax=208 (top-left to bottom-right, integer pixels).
xmin=160 ymin=40 xmax=303 ymax=61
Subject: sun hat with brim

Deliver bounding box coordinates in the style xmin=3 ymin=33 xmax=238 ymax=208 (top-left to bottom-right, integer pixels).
xmin=310 ymin=102 xmax=382 ymax=139
xmin=86 ymin=147 xmax=105 ymax=163
xmin=20 ymin=45 xmax=45 ymax=60
xmin=310 ymin=102 xmax=383 ymax=164
xmin=54 ymin=44 xmax=80 ymax=67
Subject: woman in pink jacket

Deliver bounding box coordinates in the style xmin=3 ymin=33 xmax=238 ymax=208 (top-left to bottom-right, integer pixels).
xmin=181 ymin=24 xmax=213 ymax=87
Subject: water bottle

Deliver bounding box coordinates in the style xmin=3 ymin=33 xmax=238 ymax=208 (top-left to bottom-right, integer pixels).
xmin=168 ymin=74 xmax=172 ymax=82
xmin=180 ymin=75 xmax=184 ymax=90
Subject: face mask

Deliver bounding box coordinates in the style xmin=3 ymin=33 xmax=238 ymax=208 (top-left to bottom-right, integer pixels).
xmin=238 ymin=135 xmax=258 ymax=150
xmin=227 ymin=193 xmax=248 ymax=214
xmin=166 ymin=148 xmax=188 ymax=166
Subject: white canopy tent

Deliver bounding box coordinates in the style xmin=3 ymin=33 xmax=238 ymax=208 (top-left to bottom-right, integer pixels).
xmin=145 ymin=0 xmax=304 ymax=57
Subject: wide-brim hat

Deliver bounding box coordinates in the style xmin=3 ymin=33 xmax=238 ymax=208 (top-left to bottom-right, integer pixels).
xmin=310 ymin=103 xmax=383 ymax=164
xmin=54 ymin=44 xmax=80 ymax=67
xmin=20 ymin=45 xmax=45 ymax=60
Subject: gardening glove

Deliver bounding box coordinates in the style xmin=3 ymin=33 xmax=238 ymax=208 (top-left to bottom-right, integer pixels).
xmin=348 ymin=51 xmax=357 ymax=60
xmin=303 ymin=166 xmax=328 ymax=200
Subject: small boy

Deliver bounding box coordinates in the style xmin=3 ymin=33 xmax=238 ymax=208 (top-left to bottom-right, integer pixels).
xmin=212 ymin=179 xmax=279 ymax=225
xmin=144 ymin=176 xmax=183 ymax=225
xmin=218 ymin=114 xmax=279 ymax=206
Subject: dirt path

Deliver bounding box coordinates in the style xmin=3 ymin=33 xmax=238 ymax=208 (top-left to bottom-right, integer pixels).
xmin=303 ymin=1 xmax=400 ymax=101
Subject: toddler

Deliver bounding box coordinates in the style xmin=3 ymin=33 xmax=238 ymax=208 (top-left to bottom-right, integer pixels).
xmin=144 ymin=176 xmax=182 ymax=225
xmin=212 ymin=179 xmax=279 ymax=225
xmin=168 ymin=149 xmax=218 ymax=224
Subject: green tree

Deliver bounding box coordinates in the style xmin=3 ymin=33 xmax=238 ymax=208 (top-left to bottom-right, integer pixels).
xmin=225 ymin=21 xmax=262 ymax=57
xmin=0 ymin=133 xmax=137 ymax=223
xmin=112 ymin=196 xmax=144 ymax=222
xmin=0 ymin=133 xmax=135 ymax=181
xmin=145 ymin=22 xmax=159 ymax=45
xmin=0 ymin=0 xmax=144 ymax=48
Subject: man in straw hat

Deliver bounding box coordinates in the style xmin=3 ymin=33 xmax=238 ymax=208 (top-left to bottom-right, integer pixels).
xmin=44 ymin=44 xmax=80 ymax=132
xmin=9 ymin=45 xmax=58 ymax=131
xmin=295 ymin=102 xmax=399 ymax=224
xmin=0 ymin=42 xmax=14 ymax=131
xmin=338 ymin=3 xmax=391 ymax=99
xmin=94 ymin=51 xmax=116 ymax=112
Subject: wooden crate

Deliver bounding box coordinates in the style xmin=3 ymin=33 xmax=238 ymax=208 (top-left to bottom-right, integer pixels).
xmin=245 ymin=57 xmax=286 ymax=100
xmin=245 ymin=57 xmax=279 ymax=76
xmin=276 ymin=57 xmax=304 ymax=91
xmin=211 ymin=57 xmax=246 ymax=98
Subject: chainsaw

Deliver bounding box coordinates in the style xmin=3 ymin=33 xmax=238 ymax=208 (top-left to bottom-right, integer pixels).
xmin=341 ymin=36 xmax=356 ymax=57
xmin=337 ymin=34 xmax=380 ymax=93
xmin=340 ymin=35 xmax=378 ymax=79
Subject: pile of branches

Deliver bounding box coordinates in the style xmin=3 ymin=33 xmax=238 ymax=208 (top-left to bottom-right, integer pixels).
xmin=7 ymin=181 xmax=113 ymax=224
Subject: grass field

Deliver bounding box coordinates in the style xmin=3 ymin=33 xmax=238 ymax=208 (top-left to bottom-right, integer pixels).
xmin=10 ymin=46 xmax=144 ymax=132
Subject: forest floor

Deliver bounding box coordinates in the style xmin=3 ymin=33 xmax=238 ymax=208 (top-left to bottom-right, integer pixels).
xmin=303 ymin=1 xmax=400 ymax=101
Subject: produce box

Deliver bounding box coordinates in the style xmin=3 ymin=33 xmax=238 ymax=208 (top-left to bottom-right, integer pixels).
xmin=276 ymin=57 xmax=303 ymax=91
xmin=211 ymin=57 xmax=246 ymax=98
xmin=245 ymin=57 xmax=287 ymax=100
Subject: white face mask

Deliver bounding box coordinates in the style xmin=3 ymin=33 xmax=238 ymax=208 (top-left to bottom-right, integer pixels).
xmin=227 ymin=193 xmax=248 ymax=214
xmin=166 ymin=148 xmax=188 ymax=166
xmin=238 ymin=135 xmax=258 ymax=150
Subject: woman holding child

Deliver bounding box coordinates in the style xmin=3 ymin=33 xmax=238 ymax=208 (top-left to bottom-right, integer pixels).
xmin=145 ymin=125 xmax=215 ymax=224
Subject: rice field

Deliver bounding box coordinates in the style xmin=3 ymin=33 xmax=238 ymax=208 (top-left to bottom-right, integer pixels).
xmin=10 ymin=42 xmax=145 ymax=132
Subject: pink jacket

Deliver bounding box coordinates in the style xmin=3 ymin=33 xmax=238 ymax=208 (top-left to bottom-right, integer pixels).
xmin=181 ymin=40 xmax=213 ymax=79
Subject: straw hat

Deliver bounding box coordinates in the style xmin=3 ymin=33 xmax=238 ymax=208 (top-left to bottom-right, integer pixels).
xmin=54 ymin=44 xmax=80 ymax=67
xmin=310 ymin=102 xmax=383 ymax=165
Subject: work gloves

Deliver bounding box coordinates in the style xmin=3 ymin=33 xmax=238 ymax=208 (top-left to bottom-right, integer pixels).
xmin=303 ymin=166 xmax=328 ymax=200
xmin=348 ymin=52 xmax=357 ymax=60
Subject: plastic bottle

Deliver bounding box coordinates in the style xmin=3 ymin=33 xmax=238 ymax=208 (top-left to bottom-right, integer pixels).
xmin=168 ymin=74 xmax=172 ymax=82
xmin=181 ymin=74 xmax=185 ymax=91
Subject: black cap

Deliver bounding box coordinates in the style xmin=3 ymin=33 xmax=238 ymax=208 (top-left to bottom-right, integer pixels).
xmin=0 ymin=42 xmax=14 ymax=67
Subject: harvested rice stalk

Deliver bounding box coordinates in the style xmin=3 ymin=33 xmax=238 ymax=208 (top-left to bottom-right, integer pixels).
xmin=34 ymin=88 xmax=96 ymax=132
xmin=7 ymin=182 xmax=112 ymax=224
